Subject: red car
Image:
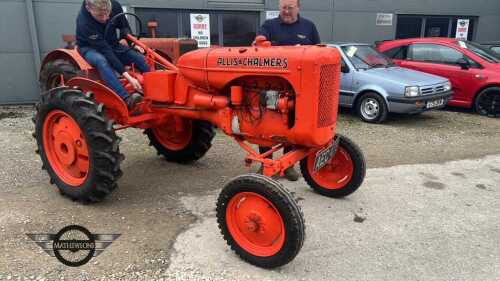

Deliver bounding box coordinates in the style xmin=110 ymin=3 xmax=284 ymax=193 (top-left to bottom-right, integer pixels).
xmin=377 ymin=38 xmax=500 ymax=117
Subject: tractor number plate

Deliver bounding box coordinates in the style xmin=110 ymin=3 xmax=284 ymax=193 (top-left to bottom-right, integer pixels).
xmin=313 ymin=137 xmax=340 ymax=173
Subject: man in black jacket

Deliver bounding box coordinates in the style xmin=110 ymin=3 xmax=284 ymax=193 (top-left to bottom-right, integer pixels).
xmin=76 ymin=0 xmax=149 ymax=109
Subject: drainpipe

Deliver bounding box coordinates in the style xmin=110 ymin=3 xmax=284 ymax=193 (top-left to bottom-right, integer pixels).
xmin=25 ymin=0 xmax=41 ymax=72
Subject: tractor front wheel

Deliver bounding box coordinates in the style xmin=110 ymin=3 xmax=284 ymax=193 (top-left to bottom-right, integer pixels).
xmin=34 ymin=87 xmax=123 ymax=203
xmin=300 ymin=134 xmax=366 ymax=198
xmin=145 ymin=118 xmax=215 ymax=163
xmin=216 ymin=174 xmax=305 ymax=268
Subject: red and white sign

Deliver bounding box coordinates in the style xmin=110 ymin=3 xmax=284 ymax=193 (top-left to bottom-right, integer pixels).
xmin=190 ymin=14 xmax=210 ymax=48
xmin=455 ymin=19 xmax=470 ymax=40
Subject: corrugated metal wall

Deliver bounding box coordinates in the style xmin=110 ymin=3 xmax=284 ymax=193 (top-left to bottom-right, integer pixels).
xmin=0 ymin=0 xmax=499 ymax=104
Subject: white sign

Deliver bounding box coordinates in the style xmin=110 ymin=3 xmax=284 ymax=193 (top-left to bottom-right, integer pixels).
xmin=266 ymin=11 xmax=280 ymax=20
xmin=455 ymin=19 xmax=470 ymax=40
xmin=376 ymin=13 xmax=393 ymax=26
xmin=190 ymin=14 xmax=210 ymax=48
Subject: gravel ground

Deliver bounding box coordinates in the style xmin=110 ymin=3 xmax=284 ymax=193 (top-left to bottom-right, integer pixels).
xmin=0 ymin=105 xmax=499 ymax=280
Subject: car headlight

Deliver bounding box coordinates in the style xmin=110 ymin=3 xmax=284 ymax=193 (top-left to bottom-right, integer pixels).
xmin=444 ymin=82 xmax=452 ymax=91
xmin=404 ymin=86 xmax=420 ymax=97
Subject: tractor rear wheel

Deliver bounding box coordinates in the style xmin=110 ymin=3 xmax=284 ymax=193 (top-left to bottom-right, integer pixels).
xmin=34 ymin=87 xmax=123 ymax=203
xmin=145 ymin=118 xmax=215 ymax=163
xmin=40 ymin=59 xmax=79 ymax=92
xmin=216 ymin=174 xmax=305 ymax=268
xmin=300 ymin=134 xmax=366 ymax=198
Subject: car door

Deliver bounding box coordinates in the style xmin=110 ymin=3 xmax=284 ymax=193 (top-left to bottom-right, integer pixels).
xmin=405 ymin=43 xmax=480 ymax=103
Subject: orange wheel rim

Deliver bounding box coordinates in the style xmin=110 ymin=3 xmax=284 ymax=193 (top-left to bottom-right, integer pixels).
xmin=307 ymin=147 xmax=354 ymax=190
xmin=43 ymin=110 xmax=89 ymax=186
xmin=226 ymin=192 xmax=285 ymax=257
xmin=153 ymin=117 xmax=192 ymax=151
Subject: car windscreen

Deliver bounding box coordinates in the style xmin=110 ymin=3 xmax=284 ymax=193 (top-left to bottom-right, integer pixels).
xmin=341 ymin=45 xmax=393 ymax=69
xmin=456 ymin=41 xmax=500 ymax=63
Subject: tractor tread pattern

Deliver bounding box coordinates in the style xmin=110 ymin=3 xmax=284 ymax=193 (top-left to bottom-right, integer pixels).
xmin=216 ymin=174 xmax=305 ymax=268
xmin=145 ymin=120 xmax=215 ymax=163
xmin=39 ymin=59 xmax=79 ymax=92
xmin=33 ymin=87 xmax=123 ymax=203
xmin=300 ymin=134 xmax=366 ymax=198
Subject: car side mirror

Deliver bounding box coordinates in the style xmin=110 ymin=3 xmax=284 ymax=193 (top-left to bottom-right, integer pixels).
xmin=457 ymin=58 xmax=470 ymax=70
xmin=341 ymin=64 xmax=350 ymax=73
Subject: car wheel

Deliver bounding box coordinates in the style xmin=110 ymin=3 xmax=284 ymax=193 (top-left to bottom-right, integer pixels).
xmin=475 ymin=87 xmax=500 ymax=117
xmin=356 ymin=92 xmax=388 ymax=123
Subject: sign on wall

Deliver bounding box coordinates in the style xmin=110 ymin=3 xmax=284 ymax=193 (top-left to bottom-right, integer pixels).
xmin=376 ymin=13 xmax=393 ymax=26
xmin=190 ymin=14 xmax=210 ymax=48
xmin=455 ymin=19 xmax=470 ymax=40
xmin=266 ymin=11 xmax=279 ymax=20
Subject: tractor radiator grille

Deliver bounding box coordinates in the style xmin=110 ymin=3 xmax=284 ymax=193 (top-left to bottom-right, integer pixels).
xmin=317 ymin=64 xmax=337 ymax=128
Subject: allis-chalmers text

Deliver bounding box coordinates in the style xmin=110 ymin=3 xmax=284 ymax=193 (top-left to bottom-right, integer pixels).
xmin=217 ymin=57 xmax=289 ymax=69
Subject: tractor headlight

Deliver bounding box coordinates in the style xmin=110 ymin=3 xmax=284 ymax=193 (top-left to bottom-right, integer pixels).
xmin=444 ymin=82 xmax=452 ymax=92
xmin=404 ymin=86 xmax=420 ymax=97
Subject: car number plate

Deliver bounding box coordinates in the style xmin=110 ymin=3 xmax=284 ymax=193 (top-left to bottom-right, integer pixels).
xmin=313 ymin=137 xmax=340 ymax=173
xmin=426 ymin=99 xmax=445 ymax=109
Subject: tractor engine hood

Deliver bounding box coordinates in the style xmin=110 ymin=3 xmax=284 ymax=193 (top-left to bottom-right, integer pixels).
xmin=176 ymin=45 xmax=340 ymax=91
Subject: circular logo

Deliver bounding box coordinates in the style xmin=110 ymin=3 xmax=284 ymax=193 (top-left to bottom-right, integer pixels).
xmin=52 ymin=225 xmax=96 ymax=267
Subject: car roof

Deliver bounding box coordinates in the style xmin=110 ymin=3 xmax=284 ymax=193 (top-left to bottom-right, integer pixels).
xmin=377 ymin=37 xmax=459 ymax=49
xmin=327 ymin=42 xmax=372 ymax=47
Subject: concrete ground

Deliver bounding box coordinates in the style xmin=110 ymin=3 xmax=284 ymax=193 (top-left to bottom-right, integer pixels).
xmin=0 ymin=106 xmax=499 ymax=280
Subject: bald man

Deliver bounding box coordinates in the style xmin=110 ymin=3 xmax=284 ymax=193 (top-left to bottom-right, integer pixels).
xmin=259 ymin=0 xmax=320 ymax=46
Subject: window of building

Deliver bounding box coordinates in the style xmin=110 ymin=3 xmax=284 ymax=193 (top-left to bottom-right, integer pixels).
xmin=395 ymin=17 xmax=422 ymax=39
xmin=135 ymin=8 xmax=259 ymax=47
xmin=396 ymin=15 xmax=477 ymax=40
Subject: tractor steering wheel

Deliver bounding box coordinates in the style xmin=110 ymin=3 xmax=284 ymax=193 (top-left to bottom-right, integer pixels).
xmin=104 ymin=12 xmax=143 ymax=47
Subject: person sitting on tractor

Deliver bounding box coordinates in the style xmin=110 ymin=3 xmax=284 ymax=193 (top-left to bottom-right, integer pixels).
xmin=76 ymin=0 xmax=149 ymax=109
xmin=256 ymin=0 xmax=321 ymax=181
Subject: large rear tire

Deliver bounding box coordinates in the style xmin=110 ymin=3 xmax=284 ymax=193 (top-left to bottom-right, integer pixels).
xmin=39 ymin=59 xmax=79 ymax=92
xmin=216 ymin=174 xmax=305 ymax=268
xmin=145 ymin=118 xmax=215 ymax=163
xmin=300 ymin=134 xmax=366 ymax=198
xmin=34 ymin=87 xmax=123 ymax=203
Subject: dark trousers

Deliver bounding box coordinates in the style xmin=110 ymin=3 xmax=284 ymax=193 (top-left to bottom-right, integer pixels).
xmin=79 ymin=47 xmax=150 ymax=100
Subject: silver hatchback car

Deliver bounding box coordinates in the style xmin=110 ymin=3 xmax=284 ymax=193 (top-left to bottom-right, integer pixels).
xmin=329 ymin=43 xmax=453 ymax=123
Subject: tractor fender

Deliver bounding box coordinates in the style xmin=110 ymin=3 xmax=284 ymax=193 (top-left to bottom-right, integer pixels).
xmin=67 ymin=77 xmax=129 ymax=124
xmin=40 ymin=49 xmax=93 ymax=76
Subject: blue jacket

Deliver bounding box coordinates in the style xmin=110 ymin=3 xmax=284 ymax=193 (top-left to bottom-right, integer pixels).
xmin=76 ymin=0 xmax=130 ymax=74
xmin=258 ymin=15 xmax=321 ymax=46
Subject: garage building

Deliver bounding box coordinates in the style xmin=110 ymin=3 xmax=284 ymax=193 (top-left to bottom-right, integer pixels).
xmin=1 ymin=0 xmax=499 ymax=104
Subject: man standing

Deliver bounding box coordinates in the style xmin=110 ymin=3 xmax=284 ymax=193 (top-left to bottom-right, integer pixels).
xmin=76 ymin=0 xmax=149 ymax=109
xmin=257 ymin=0 xmax=321 ymax=181
xmin=259 ymin=0 xmax=320 ymax=46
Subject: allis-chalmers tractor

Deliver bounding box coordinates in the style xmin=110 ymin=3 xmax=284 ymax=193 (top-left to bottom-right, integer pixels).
xmin=34 ymin=13 xmax=366 ymax=268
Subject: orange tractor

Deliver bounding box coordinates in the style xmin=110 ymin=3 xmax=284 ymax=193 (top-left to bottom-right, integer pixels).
xmin=34 ymin=13 xmax=366 ymax=268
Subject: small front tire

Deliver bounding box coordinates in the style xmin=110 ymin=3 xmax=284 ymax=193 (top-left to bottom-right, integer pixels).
xmin=216 ymin=174 xmax=305 ymax=268
xmin=300 ymin=134 xmax=366 ymax=198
